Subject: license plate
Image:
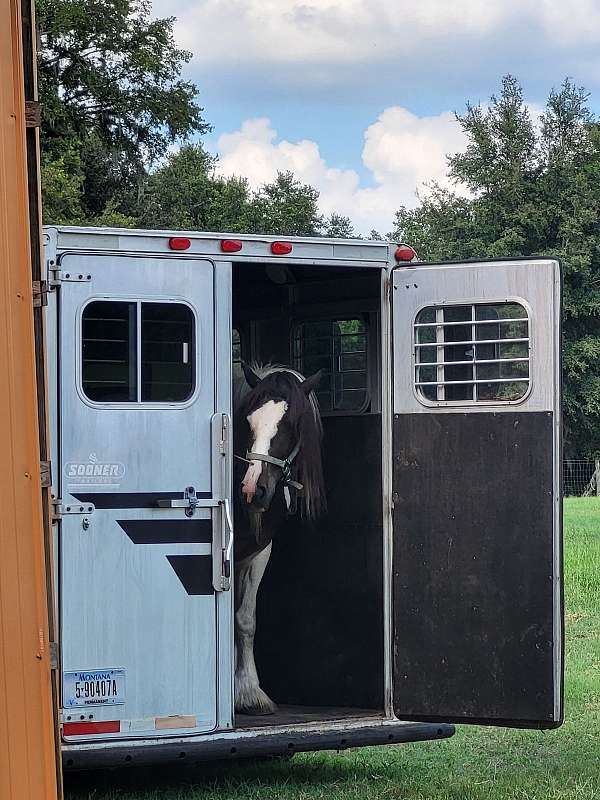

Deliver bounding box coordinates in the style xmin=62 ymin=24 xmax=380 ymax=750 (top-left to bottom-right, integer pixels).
xmin=63 ymin=668 xmax=126 ymax=707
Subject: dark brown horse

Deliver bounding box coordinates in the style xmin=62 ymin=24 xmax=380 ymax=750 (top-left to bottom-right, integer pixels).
xmin=233 ymin=364 xmax=326 ymax=714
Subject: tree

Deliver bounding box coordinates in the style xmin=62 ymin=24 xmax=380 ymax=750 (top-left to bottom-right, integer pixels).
xmin=393 ymin=76 xmax=600 ymax=457
xmin=39 ymin=142 xmax=85 ymax=224
xmin=248 ymin=171 xmax=323 ymax=236
xmin=37 ymin=0 xmax=208 ymax=221
xmin=138 ymin=152 xmax=335 ymax=237
xmin=138 ymin=144 xmax=253 ymax=232
xmin=324 ymin=213 xmax=356 ymax=238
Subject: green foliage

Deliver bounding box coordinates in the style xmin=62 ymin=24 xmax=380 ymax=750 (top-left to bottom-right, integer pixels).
xmin=37 ymin=0 xmax=208 ymax=221
xmin=393 ymin=76 xmax=600 ymax=456
xmin=137 ymin=148 xmax=326 ymax=236
xmin=40 ymin=141 xmax=85 ymax=224
xmin=324 ymin=213 xmax=356 ymax=238
xmin=138 ymin=144 xmax=252 ymax=232
xmin=248 ymin=171 xmax=323 ymax=236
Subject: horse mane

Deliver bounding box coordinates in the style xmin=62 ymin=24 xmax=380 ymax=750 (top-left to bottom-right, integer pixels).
xmin=234 ymin=363 xmax=326 ymax=520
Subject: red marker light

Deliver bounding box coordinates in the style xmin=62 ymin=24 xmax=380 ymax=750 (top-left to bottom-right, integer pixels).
xmin=394 ymin=244 xmax=416 ymax=262
xmin=168 ymin=237 xmax=191 ymax=251
xmin=221 ymin=239 xmax=243 ymax=253
xmin=271 ymin=241 xmax=293 ymax=255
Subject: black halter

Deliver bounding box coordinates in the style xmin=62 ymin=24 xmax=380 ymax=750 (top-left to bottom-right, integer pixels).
xmin=235 ymin=442 xmax=303 ymax=491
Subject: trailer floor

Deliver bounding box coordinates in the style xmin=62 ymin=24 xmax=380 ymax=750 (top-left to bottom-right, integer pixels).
xmin=236 ymin=705 xmax=382 ymax=729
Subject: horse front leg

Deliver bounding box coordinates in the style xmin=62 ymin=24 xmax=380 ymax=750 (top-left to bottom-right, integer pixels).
xmin=234 ymin=542 xmax=277 ymax=715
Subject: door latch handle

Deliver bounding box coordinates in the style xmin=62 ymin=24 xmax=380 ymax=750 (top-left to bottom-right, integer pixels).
xmin=217 ymin=498 xmax=234 ymax=588
xmin=223 ymin=498 xmax=233 ymax=575
xmin=183 ymin=485 xmax=199 ymax=517
xmin=156 ymin=486 xmax=204 ymax=516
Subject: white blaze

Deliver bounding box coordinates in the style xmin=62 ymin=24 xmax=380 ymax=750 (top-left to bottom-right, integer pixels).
xmin=242 ymin=400 xmax=288 ymax=503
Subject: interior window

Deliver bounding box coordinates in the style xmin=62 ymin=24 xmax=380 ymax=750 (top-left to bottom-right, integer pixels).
xmin=414 ymin=302 xmax=530 ymax=404
xmin=292 ymin=318 xmax=369 ymax=413
xmin=232 ymin=328 xmax=241 ymax=365
xmin=232 ymin=328 xmax=243 ymax=381
xmin=82 ymin=300 xmax=195 ymax=403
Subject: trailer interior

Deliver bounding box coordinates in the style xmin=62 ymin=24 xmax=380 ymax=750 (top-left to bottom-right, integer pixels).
xmin=232 ymin=261 xmax=386 ymax=728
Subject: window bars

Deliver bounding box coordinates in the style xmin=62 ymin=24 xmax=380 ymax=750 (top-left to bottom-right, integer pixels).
xmin=292 ymin=318 xmax=369 ymax=413
xmin=414 ymin=302 xmax=530 ymax=404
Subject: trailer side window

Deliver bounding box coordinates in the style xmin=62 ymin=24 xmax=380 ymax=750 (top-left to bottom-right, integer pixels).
xmin=82 ymin=301 xmax=137 ymax=402
xmin=292 ymin=318 xmax=369 ymax=413
xmin=82 ymin=300 xmax=195 ymax=404
xmin=414 ymin=302 xmax=530 ymax=404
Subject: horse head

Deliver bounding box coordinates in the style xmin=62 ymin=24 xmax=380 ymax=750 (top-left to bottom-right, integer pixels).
xmin=238 ymin=363 xmax=325 ymax=519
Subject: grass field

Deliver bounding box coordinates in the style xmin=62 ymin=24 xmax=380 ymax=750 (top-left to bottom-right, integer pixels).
xmin=66 ymin=498 xmax=600 ymax=800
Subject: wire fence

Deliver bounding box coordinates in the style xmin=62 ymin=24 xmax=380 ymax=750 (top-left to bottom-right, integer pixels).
xmin=563 ymin=459 xmax=600 ymax=497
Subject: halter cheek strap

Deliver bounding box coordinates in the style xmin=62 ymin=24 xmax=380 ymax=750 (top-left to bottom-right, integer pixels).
xmin=243 ymin=442 xmax=303 ymax=491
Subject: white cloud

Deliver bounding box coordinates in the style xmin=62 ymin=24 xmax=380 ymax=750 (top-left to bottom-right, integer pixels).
xmin=154 ymin=0 xmax=600 ymax=68
xmin=214 ymin=107 xmax=468 ymax=234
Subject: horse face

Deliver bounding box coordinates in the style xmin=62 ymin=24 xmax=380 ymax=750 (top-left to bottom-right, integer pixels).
xmin=241 ymin=399 xmax=295 ymax=512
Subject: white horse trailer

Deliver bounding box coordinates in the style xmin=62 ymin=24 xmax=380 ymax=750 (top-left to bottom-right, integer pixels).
xmin=42 ymin=226 xmax=563 ymax=770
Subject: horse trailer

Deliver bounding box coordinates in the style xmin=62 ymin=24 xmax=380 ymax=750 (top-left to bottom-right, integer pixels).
xmin=42 ymin=226 xmax=563 ymax=770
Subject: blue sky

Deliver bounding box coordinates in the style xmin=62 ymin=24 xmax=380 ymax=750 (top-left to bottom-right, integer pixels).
xmin=153 ymin=0 xmax=600 ymax=234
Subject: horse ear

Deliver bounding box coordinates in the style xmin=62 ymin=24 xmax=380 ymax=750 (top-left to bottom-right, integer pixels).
xmin=301 ymin=369 xmax=323 ymax=396
xmin=241 ymin=362 xmax=261 ymax=388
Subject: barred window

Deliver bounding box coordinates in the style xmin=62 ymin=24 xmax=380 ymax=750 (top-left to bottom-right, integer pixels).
xmin=414 ymin=302 xmax=530 ymax=404
xmin=292 ymin=318 xmax=369 ymax=413
xmin=82 ymin=300 xmax=195 ymax=404
xmin=232 ymin=327 xmax=244 ymax=382
xmin=232 ymin=328 xmax=241 ymax=365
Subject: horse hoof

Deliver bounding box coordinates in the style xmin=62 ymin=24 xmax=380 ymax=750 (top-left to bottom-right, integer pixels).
xmin=235 ymin=687 xmax=278 ymax=716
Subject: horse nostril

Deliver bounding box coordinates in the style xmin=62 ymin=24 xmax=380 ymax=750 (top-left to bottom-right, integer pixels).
xmin=254 ymin=485 xmax=266 ymax=502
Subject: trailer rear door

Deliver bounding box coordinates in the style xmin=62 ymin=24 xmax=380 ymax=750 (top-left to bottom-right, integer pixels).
xmin=58 ymin=252 xmax=232 ymax=741
xmin=391 ymin=258 xmax=562 ymax=728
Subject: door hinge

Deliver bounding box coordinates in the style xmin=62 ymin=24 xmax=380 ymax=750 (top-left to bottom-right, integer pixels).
xmin=52 ymin=500 xmax=95 ymax=521
xmin=49 ymin=641 xmax=59 ymax=670
xmin=49 ymin=269 xmax=92 ymax=286
xmin=32 ymin=279 xmax=49 ymax=307
xmin=25 ymin=100 xmax=41 ymax=128
xmin=40 ymin=460 xmax=52 ymax=488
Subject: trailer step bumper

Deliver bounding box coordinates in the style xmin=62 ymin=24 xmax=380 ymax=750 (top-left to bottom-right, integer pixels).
xmin=63 ymin=718 xmax=455 ymax=770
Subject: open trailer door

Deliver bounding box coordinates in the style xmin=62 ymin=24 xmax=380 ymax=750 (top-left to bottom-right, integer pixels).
xmin=391 ymin=258 xmax=562 ymax=728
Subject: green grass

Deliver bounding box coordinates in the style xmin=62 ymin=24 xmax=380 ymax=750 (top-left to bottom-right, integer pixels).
xmin=66 ymin=499 xmax=600 ymax=800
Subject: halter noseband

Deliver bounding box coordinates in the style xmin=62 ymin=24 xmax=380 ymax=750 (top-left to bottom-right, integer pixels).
xmin=237 ymin=442 xmax=303 ymax=492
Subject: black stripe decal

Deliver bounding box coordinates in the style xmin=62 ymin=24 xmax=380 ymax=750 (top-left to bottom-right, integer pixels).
xmin=117 ymin=519 xmax=212 ymax=544
xmin=70 ymin=491 xmax=211 ymax=509
xmin=166 ymin=555 xmax=214 ymax=595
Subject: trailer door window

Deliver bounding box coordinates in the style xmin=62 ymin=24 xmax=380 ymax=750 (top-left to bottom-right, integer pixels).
xmin=141 ymin=303 xmax=194 ymax=402
xmin=414 ymin=301 xmax=530 ymax=404
xmin=82 ymin=300 xmax=195 ymax=404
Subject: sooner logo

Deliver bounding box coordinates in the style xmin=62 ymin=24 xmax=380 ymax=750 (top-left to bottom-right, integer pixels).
xmin=65 ymin=452 xmax=125 ymax=485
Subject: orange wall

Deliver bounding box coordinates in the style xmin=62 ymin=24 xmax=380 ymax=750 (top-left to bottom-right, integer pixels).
xmin=0 ymin=0 xmax=60 ymax=797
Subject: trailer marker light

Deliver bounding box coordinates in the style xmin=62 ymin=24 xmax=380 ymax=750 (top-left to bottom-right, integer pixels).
xmin=63 ymin=720 xmax=121 ymax=736
xmin=271 ymin=241 xmax=293 ymax=255
xmin=394 ymin=244 xmax=416 ymax=262
xmin=168 ymin=237 xmax=191 ymax=251
xmin=221 ymin=239 xmax=243 ymax=253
